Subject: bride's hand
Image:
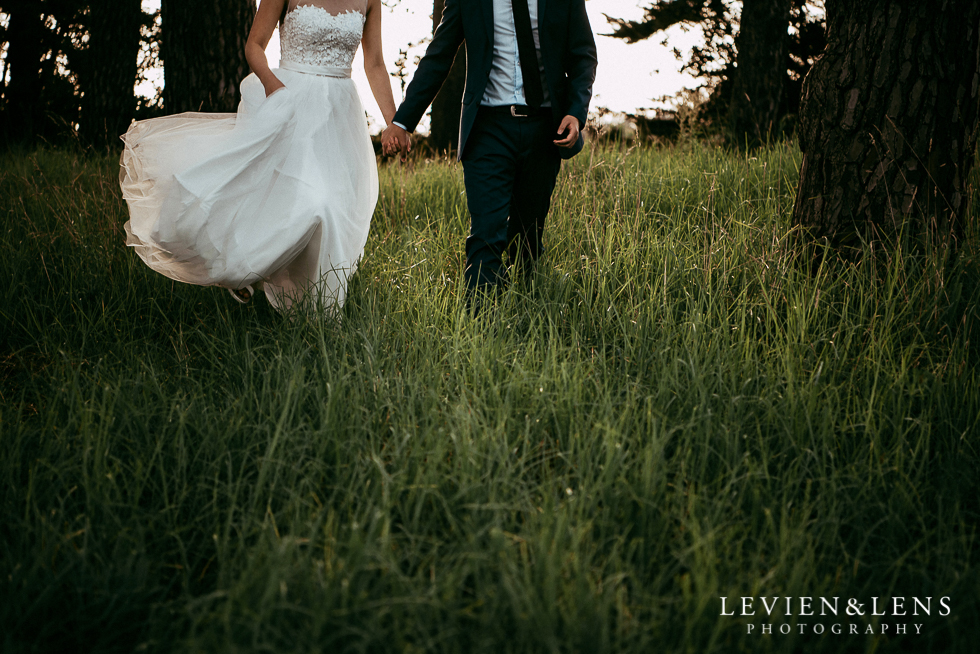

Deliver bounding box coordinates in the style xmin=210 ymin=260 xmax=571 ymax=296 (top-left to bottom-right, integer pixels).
xmin=381 ymin=124 xmax=411 ymax=159
xmin=265 ymin=79 xmax=286 ymax=97
xmin=380 ymin=125 xmax=405 ymax=157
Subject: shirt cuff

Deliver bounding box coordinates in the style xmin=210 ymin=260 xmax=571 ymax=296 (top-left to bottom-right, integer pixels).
xmin=392 ymin=121 xmax=408 ymax=131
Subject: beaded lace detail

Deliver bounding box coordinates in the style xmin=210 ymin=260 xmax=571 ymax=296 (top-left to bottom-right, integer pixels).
xmin=280 ymin=6 xmax=364 ymax=69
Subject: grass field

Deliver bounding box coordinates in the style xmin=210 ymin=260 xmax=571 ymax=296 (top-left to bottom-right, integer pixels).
xmin=1 ymin=140 xmax=978 ymax=653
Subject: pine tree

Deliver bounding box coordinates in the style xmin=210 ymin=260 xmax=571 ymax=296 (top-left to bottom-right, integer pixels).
xmin=792 ymin=0 xmax=980 ymax=250
xmin=78 ymin=0 xmax=146 ymax=145
xmin=160 ymin=0 xmax=254 ymax=114
xmin=606 ymin=0 xmax=826 ymax=140
xmin=729 ymin=0 xmax=793 ymax=146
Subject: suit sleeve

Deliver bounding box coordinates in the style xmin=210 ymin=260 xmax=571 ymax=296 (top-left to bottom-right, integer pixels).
xmin=391 ymin=0 xmax=465 ymax=132
xmin=564 ymin=0 xmax=597 ymax=128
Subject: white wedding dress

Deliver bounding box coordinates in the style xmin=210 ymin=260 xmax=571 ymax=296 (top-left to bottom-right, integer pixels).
xmin=120 ymin=1 xmax=377 ymax=311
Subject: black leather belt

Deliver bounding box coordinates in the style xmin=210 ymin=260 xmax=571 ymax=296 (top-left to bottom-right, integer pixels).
xmin=481 ymin=104 xmax=552 ymax=118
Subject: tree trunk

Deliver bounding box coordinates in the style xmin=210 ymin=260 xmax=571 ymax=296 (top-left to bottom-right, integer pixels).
xmin=1 ymin=0 xmax=46 ymax=143
xmin=792 ymin=0 xmax=980 ymax=251
xmin=79 ymin=0 xmax=145 ymax=145
xmin=161 ymin=0 xmax=254 ymax=114
xmin=729 ymin=0 xmax=793 ymax=146
xmin=428 ymin=0 xmax=465 ymax=153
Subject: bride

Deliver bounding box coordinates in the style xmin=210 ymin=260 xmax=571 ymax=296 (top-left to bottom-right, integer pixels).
xmin=120 ymin=0 xmax=404 ymax=311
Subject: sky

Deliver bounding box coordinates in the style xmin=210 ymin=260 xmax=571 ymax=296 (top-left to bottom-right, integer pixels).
xmin=139 ymin=1 xmax=706 ymax=132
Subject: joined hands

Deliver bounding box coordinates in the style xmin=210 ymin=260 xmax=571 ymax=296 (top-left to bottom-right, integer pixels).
xmin=381 ymin=124 xmax=412 ymax=160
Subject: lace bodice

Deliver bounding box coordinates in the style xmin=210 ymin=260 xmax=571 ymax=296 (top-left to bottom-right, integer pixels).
xmin=279 ymin=3 xmax=365 ymax=69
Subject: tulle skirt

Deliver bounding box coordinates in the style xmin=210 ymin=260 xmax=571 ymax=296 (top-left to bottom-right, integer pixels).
xmin=119 ymin=68 xmax=378 ymax=311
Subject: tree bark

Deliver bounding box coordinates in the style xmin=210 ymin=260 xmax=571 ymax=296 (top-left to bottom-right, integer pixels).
xmin=79 ymin=0 xmax=145 ymax=145
xmin=729 ymin=0 xmax=793 ymax=146
xmin=793 ymin=0 xmax=980 ymax=250
xmin=428 ymin=0 xmax=465 ymax=154
xmin=161 ymin=0 xmax=254 ymax=114
xmin=1 ymin=0 xmax=46 ymax=143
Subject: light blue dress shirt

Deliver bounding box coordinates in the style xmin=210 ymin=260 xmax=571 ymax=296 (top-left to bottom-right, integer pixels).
xmin=482 ymin=0 xmax=550 ymax=107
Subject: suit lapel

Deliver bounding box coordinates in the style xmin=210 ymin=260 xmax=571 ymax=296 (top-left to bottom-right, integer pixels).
xmin=538 ymin=0 xmax=547 ymax=21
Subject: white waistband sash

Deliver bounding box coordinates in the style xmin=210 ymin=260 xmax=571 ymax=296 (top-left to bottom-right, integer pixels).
xmin=279 ymin=60 xmax=352 ymax=78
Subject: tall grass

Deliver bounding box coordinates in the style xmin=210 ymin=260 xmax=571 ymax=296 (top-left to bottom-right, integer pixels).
xmin=1 ymin=140 xmax=978 ymax=653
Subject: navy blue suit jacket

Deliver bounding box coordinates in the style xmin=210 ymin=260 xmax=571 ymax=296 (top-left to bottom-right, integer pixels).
xmin=392 ymin=0 xmax=597 ymax=160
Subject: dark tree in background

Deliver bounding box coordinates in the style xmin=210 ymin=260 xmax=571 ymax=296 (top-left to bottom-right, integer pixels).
xmin=428 ymin=0 xmax=465 ymax=153
xmin=1 ymin=1 xmax=45 ymax=141
xmin=729 ymin=0 xmax=793 ymax=146
xmin=606 ymin=1 xmax=735 ymax=86
xmin=607 ymin=0 xmax=826 ymax=141
xmin=0 ymin=0 xmax=256 ymax=146
xmin=78 ymin=0 xmax=145 ymax=145
xmin=792 ymin=0 xmax=980 ymax=250
xmin=1 ymin=0 xmax=253 ymax=145
xmin=0 ymin=0 xmax=153 ymax=146
xmin=160 ymin=0 xmax=254 ymax=114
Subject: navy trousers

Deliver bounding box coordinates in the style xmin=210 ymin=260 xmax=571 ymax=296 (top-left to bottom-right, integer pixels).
xmin=461 ymin=107 xmax=563 ymax=290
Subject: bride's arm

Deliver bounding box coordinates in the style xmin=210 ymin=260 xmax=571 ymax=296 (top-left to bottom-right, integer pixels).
xmin=362 ymin=0 xmax=397 ymax=127
xmin=246 ymin=0 xmax=287 ymax=97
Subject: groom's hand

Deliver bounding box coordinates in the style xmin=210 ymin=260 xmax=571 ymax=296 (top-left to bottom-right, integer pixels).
xmin=554 ymin=116 xmax=580 ymax=149
xmin=381 ymin=124 xmax=412 ymax=160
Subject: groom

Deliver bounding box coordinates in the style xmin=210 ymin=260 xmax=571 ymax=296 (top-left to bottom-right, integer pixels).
xmin=383 ymin=0 xmax=597 ymax=295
